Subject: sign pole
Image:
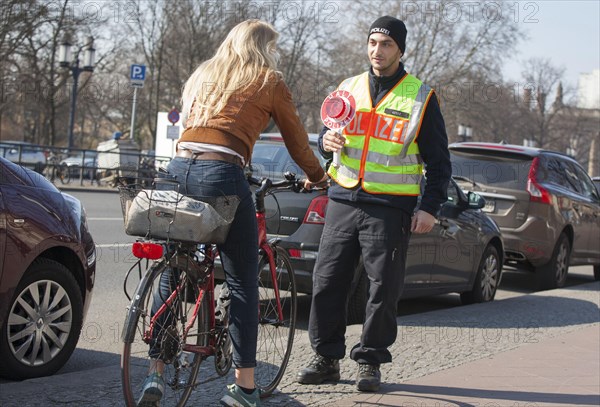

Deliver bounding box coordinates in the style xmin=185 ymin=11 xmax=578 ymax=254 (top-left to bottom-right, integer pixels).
xmin=129 ymin=64 xmax=146 ymax=141
xmin=166 ymin=108 xmax=181 ymax=158
xmin=130 ymin=86 xmax=138 ymax=140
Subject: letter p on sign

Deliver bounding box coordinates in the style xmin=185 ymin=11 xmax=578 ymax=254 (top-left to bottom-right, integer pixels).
xmin=130 ymin=64 xmax=146 ymax=88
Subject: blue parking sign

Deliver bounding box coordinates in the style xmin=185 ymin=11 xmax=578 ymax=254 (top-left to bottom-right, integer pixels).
xmin=130 ymin=64 xmax=146 ymax=87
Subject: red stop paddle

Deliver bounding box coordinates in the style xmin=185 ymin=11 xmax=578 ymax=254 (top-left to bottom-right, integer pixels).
xmin=320 ymin=90 xmax=356 ymax=167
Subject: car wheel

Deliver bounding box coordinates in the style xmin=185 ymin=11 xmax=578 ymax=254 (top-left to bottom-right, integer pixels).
xmin=536 ymin=233 xmax=570 ymax=290
xmin=347 ymin=263 xmax=368 ymax=325
xmin=594 ymin=265 xmax=600 ymax=281
xmin=0 ymin=259 xmax=83 ymax=380
xmin=461 ymin=244 xmax=501 ymax=305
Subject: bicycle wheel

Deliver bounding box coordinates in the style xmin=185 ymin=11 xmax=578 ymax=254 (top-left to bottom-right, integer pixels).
xmin=57 ymin=163 xmax=71 ymax=185
xmin=121 ymin=260 xmax=211 ymax=407
xmin=255 ymin=245 xmax=297 ymax=396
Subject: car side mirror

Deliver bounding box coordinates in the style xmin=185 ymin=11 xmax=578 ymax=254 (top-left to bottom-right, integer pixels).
xmin=467 ymin=191 xmax=486 ymax=209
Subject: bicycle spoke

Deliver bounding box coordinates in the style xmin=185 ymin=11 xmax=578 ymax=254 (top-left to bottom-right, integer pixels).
xmin=121 ymin=262 xmax=211 ymax=407
xmin=255 ymin=247 xmax=297 ymax=396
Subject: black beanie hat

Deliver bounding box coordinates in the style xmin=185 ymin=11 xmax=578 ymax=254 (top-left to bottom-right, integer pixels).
xmin=368 ymin=16 xmax=407 ymax=53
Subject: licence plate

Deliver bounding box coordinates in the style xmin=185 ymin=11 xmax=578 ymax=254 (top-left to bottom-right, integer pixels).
xmin=482 ymin=199 xmax=495 ymax=213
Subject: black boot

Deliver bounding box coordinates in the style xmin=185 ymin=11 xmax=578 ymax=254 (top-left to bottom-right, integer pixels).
xmin=356 ymin=363 xmax=381 ymax=392
xmin=296 ymin=353 xmax=340 ymax=384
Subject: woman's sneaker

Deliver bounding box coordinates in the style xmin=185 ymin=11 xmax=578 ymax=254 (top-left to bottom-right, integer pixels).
xmin=219 ymin=384 xmax=261 ymax=407
xmin=137 ymin=372 xmax=165 ymax=406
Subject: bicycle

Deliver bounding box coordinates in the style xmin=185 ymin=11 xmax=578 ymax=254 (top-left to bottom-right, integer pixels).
xmin=119 ymin=172 xmax=303 ymax=406
xmin=44 ymin=152 xmax=71 ymax=185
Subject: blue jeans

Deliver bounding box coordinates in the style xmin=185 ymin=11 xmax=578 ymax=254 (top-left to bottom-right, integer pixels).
xmin=152 ymin=158 xmax=258 ymax=368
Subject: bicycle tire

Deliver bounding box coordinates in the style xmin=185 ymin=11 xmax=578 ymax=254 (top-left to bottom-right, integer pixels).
xmin=58 ymin=163 xmax=71 ymax=185
xmin=255 ymin=245 xmax=297 ymax=396
xmin=121 ymin=260 xmax=211 ymax=407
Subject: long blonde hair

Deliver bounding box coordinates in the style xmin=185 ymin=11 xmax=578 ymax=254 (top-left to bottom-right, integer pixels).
xmin=181 ymin=19 xmax=281 ymax=128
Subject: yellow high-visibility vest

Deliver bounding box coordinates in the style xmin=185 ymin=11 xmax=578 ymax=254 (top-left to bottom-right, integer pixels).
xmin=328 ymin=72 xmax=434 ymax=195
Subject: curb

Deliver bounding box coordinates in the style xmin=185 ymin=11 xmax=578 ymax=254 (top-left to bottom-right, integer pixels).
xmin=58 ymin=186 xmax=119 ymax=194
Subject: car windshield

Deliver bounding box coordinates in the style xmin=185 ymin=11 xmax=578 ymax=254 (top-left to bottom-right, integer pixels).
xmin=450 ymin=151 xmax=532 ymax=189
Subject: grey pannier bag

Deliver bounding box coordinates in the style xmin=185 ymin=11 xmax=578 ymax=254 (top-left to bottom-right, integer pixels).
xmin=121 ymin=189 xmax=240 ymax=244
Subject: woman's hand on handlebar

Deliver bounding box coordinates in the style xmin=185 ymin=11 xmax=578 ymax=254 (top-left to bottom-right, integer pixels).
xmin=303 ymin=173 xmax=329 ymax=191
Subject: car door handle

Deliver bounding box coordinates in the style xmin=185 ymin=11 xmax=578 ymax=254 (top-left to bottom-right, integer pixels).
xmin=437 ymin=218 xmax=450 ymax=228
xmin=437 ymin=217 xmax=459 ymax=238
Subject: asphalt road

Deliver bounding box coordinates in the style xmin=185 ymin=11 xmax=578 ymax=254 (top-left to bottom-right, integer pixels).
xmin=1 ymin=190 xmax=596 ymax=395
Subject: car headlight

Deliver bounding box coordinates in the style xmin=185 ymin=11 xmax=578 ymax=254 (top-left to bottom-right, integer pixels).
xmin=87 ymin=247 xmax=96 ymax=266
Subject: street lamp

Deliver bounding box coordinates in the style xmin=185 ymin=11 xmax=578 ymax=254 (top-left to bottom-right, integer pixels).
xmin=458 ymin=123 xmax=473 ymax=142
xmin=59 ymin=33 xmax=95 ymax=150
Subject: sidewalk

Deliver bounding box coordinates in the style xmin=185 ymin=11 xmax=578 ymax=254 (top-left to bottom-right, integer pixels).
xmin=331 ymin=325 xmax=600 ymax=407
xmin=0 ymin=282 xmax=598 ymax=406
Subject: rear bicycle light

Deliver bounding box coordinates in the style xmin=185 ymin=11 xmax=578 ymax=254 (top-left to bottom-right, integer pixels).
xmin=132 ymin=242 xmax=164 ymax=259
xmin=527 ymin=157 xmax=552 ymax=205
xmin=303 ymin=195 xmax=329 ymax=224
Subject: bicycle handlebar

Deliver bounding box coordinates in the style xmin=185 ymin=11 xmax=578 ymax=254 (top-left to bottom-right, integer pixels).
xmin=248 ymin=171 xmax=307 ymax=195
xmin=249 ymin=171 xmax=328 ymax=213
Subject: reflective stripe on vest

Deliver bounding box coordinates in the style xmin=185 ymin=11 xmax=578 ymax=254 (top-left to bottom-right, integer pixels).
xmin=327 ymin=71 xmax=433 ymax=196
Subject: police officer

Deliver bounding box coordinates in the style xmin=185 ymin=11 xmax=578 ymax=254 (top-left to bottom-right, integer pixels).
xmin=297 ymin=15 xmax=452 ymax=392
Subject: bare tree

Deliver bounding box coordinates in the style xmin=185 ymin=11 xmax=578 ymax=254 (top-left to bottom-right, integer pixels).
xmin=444 ymin=75 xmax=525 ymax=145
xmin=2 ymin=0 xmax=541 ymax=154
xmin=331 ymin=1 xmax=524 ymax=84
xmin=519 ymin=57 xmax=567 ymax=148
xmin=1 ymin=0 xmax=105 ymax=145
xmin=0 ymin=0 xmax=47 ymax=140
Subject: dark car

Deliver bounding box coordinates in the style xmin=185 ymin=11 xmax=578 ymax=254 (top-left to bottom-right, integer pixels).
xmin=0 ymin=157 xmax=96 ymax=380
xmin=593 ymin=176 xmax=600 ymax=194
xmin=218 ymin=134 xmax=504 ymax=324
xmin=449 ymin=142 xmax=600 ymax=287
xmin=0 ymin=141 xmax=47 ymax=173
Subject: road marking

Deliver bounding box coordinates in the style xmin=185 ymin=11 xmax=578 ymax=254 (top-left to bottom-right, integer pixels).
xmin=95 ymin=243 xmax=133 ymax=248
xmin=87 ymin=217 xmax=123 ymax=221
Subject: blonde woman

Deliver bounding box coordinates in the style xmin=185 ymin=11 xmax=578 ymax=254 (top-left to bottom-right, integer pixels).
xmin=137 ymin=20 xmax=327 ymax=407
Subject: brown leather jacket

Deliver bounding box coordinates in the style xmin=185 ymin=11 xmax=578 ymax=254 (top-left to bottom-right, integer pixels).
xmin=179 ymin=71 xmax=325 ymax=182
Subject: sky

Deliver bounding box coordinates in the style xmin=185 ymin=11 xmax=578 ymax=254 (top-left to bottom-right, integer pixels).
xmin=502 ymin=0 xmax=600 ymax=89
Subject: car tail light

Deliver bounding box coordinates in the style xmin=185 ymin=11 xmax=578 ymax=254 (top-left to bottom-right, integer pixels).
xmin=303 ymin=195 xmax=329 ymax=224
xmin=527 ymin=157 xmax=552 ymax=205
xmin=288 ymin=249 xmax=301 ymax=258
xmin=287 ymin=248 xmax=318 ymax=259
xmin=132 ymin=242 xmax=163 ymax=259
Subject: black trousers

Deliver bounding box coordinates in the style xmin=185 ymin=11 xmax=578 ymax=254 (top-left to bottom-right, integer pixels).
xmin=308 ymin=198 xmax=411 ymax=364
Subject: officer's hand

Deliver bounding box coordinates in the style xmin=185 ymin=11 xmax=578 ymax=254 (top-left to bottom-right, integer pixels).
xmin=322 ymin=130 xmax=346 ymax=153
xmin=411 ymin=210 xmax=436 ymax=234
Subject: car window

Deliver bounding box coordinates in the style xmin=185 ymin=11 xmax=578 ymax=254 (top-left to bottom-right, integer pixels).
xmin=571 ymin=164 xmax=599 ymax=200
xmin=450 ymin=151 xmax=531 ymax=188
xmin=251 ymin=143 xmax=284 ymax=177
xmin=540 ymin=156 xmax=567 ymax=188
xmin=252 ymin=141 xmax=325 ymax=180
xmin=559 ymin=160 xmax=584 ymax=194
